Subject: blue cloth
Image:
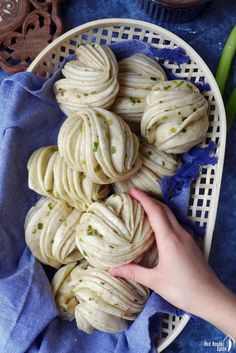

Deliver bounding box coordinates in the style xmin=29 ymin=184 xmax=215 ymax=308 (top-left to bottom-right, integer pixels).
xmin=0 ymin=41 xmax=215 ymax=353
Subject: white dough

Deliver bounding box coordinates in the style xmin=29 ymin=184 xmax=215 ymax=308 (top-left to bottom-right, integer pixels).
xmin=54 ymin=43 xmax=119 ymax=114
xmin=25 ymin=197 xmax=83 ymax=268
xmin=75 ymin=193 xmax=154 ymax=269
xmin=141 ymin=80 xmax=209 ymax=153
xmin=27 ymin=146 xmax=110 ymax=210
xmin=111 ymin=54 xmax=167 ymax=126
xmin=113 ymin=139 xmax=179 ymax=197
xmin=58 ymin=108 xmax=142 ymax=184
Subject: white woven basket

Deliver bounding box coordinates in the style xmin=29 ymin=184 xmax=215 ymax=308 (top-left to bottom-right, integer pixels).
xmin=27 ymin=18 xmax=226 ymax=352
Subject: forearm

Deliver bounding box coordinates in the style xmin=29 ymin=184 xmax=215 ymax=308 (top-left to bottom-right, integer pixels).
xmin=198 ymin=283 xmax=236 ymax=339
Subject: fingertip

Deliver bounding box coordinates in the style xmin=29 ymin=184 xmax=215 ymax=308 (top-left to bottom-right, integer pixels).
xmin=108 ymin=267 xmax=120 ymax=277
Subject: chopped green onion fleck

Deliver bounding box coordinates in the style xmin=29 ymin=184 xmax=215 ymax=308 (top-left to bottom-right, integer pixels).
xmin=87 ymin=224 xmax=100 ymax=236
xmin=51 ymin=240 xmax=54 ymax=244
xmin=79 ymin=125 xmax=83 ymax=133
xmin=93 ymin=141 xmax=99 ymax=152
xmin=37 ymin=223 xmax=43 ymax=230
xmin=170 ymin=127 xmax=177 ymax=134
xmin=79 ymin=279 xmax=83 ymax=282
xmin=182 ymin=128 xmax=187 ymax=133
xmin=64 ymin=220 xmax=68 ymax=226
xmin=164 ymin=85 xmax=171 ymax=91
xmin=129 ymin=96 xmax=141 ymax=105
xmin=83 ymin=250 xmax=87 ymax=257
xmin=48 ymin=203 xmax=53 ymax=210
xmin=80 ymin=173 xmax=86 ymax=180
xmin=91 ymin=91 xmax=97 ymax=94
xmin=162 ymin=161 xmax=165 ymax=166
xmin=187 ymin=83 xmax=193 ymax=90
xmin=150 ymin=77 xmax=157 ymax=81
xmin=59 ymin=88 xmax=65 ymax=96
xmin=84 ymin=93 xmax=89 ymax=96
xmin=111 ymin=146 xmax=116 ymax=154
xmin=159 ymin=100 xmax=163 ymax=103
xmin=100 ymin=281 xmax=105 ymax=285
xmin=193 ymin=108 xmax=197 ymax=112
xmin=175 ymin=81 xmax=184 ymax=88
xmin=77 ymin=43 xmax=80 ymax=48
xmin=94 ymin=164 xmax=101 ymax=172
xmin=109 ymin=245 xmax=114 ymax=249
xmin=82 ymin=160 xmax=86 ymax=165
xmin=96 ymin=112 xmax=104 ymax=119
xmin=108 ymin=119 xmax=113 ymax=126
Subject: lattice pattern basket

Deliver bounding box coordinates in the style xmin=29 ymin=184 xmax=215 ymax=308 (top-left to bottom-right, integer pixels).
xmin=27 ymin=18 xmax=226 ymax=352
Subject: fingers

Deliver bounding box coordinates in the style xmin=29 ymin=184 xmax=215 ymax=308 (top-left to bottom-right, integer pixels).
xmin=109 ymin=263 xmax=156 ymax=289
xmin=129 ymin=189 xmax=173 ymax=240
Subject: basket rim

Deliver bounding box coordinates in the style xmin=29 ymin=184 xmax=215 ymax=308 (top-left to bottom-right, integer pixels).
xmin=27 ymin=18 xmax=226 ymax=353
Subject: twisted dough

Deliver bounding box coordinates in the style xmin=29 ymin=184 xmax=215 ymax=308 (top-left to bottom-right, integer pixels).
xmin=51 ymin=262 xmax=78 ymax=320
xmin=111 ymin=54 xmax=166 ymax=125
xmin=25 ymin=197 xmax=83 ymax=268
xmin=113 ymin=139 xmax=179 ymax=196
xmin=27 ymin=146 xmax=109 ymax=210
xmin=141 ymin=80 xmax=209 ymax=153
xmin=58 ymin=108 xmax=142 ymax=184
xmin=76 ymin=193 xmax=154 ymax=269
xmin=51 ymin=260 xmax=88 ymax=320
xmin=54 ymin=43 xmax=119 ymax=115
xmin=70 ymin=265 xmax=149 ymax=333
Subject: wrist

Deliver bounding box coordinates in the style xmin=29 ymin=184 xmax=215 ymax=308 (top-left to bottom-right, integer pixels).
xmin=197 ymin=281 xmax=236 ymax=338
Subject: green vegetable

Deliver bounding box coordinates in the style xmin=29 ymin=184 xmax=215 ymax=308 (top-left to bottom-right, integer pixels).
xmin=170 ymin=127 xmax=177 ymax=134
xmin=94 ymin=164 xmax=101 ymax=172
xmin=150 ymin=77 xmax=157 ymax=81
xmin=182 ymin=128 xmax=187 ymax=133
xmin=129 ymin=96 xmax=141 ymax=105
xmin=175 ymin=81 xmax=184 ymax=88
xmin=48 ymin=203 xmax=53 ymax=210
xmin=164 ymin=85 xmax=171 ymax=91
xmin=108 ymin=119 xmax=113 ymax=125
xmin=111 ymin=146 xmax=116 ymax=154
xmin=225 ymin=88 xmax=236 ymax=128
xmin=37 ymin=223 xmax=43 ymax=230
xmin=216 ymin=25 xmax=236 ymax=95
xmin=93 ymin=141 xmax=99 ymax=152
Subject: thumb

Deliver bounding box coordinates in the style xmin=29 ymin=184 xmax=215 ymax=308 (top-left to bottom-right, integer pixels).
xmin=109 ymin=263 xmax=155 ymax=289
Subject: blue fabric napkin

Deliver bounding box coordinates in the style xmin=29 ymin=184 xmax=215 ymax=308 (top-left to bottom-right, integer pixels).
xmin=0 ymin=40 xmax=214 ymax=353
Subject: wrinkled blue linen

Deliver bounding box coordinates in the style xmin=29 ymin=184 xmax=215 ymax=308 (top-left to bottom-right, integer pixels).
xmin=0 ymin=41 xmax=214 ymax=353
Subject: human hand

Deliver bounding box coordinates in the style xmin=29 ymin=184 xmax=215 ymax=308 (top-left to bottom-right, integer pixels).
xmin=109 ymin=189 xmax=236 ymax=338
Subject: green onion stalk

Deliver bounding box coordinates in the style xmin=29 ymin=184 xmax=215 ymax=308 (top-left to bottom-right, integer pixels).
xmin=215 ymin=25 xmax=236 ymax=128
xmin=225 ymin=87 xmax=236 ymax=128
xmin=216 ymin=25 xmax=236 ymax=95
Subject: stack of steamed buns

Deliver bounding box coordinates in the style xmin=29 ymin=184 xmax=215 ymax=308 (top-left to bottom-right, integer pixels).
xmin=25 ymin=43 xmax=209 ymax=333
